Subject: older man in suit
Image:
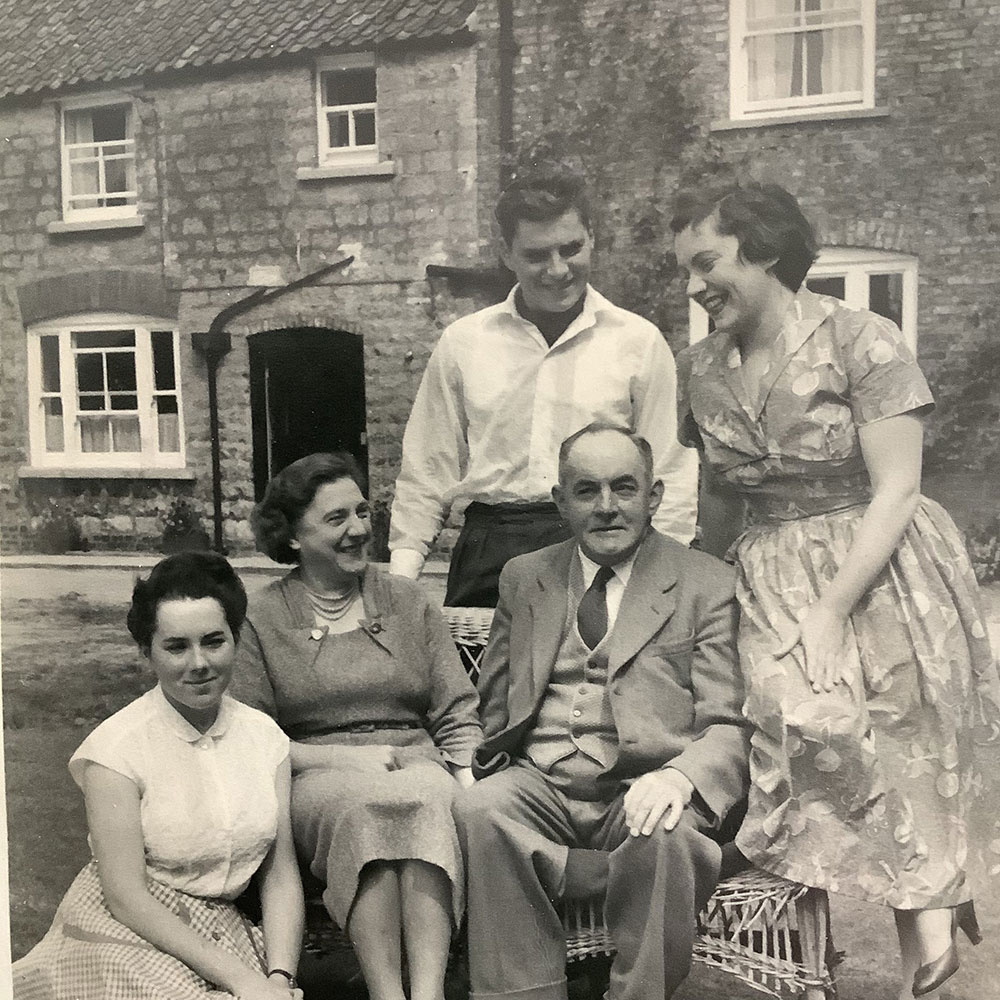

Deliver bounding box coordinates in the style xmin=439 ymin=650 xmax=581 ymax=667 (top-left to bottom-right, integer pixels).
xmin=453 ymin=424 xmax=750 ymax=1000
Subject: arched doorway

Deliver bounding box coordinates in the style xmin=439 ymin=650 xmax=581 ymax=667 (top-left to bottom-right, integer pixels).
xmin=248 ymin=327 xmax=367 ymax=500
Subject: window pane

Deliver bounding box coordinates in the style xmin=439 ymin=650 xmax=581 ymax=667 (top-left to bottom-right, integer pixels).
xmin=104 ymin=158 xmax=130 ymax=198
xmin=152 ymin=332 xmax=176 ymax=390
xmin=41 ymin=336 xmax=61 ymax=392
xmin=80 ymin=415 xmax=110 ymax=452
xmin=806 ymin=275 xmax=846 ymax=299
xmin=64 ymin=108 xmax=95 ymax=144
xmin=74 ymin=330 xmax=135 ymax=348
xmin=156 ymin=396 xmax=180 ymax=453
xmin=327 ymin=111 xmax=350 ymax=148
xmin=869 ymin=273 xmax=904 ymax=329
xmin=111 ymin=416 xmax=141 ymax=451
xmin=324 ymin=68 xmax=375 ymax=106
xmin=747 ymin=32 xmax=797 ymax=102
xmin=354 ymin=110 xmax=376 ymax=146
xmin=106 ymin=352 xmax=137 ymax=392
xmin=818 ymin=26 xmax=862 ymax=94
xmin=69 ymin=160 xmax=101 ymax=198
xmin=44 ymin=398 xmax=64 ymax=452
xmin=76 ymin=353 xmax=105 ymax=394
xmin=90 ymin=105 xmax=128 ymax=142
xmin=109 ymin=394 xmax=138 ymax=411
xmin=78 ymin=393 xmax=106 ymax=411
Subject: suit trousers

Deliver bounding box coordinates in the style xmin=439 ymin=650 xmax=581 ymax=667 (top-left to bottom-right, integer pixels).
xmin=453 ymin=761 xmax=722 ymax=1000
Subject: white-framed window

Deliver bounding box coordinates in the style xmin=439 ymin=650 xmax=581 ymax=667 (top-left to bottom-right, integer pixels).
xmin=688 ymin=248 xmax=919 ymax=352
xmin=60 ymin=94 xmax=139 ymax=222
xmin=316 ymin=54 xmax=378 ymax=166
xmin=27 ymin=314 xmax=185 ymax=470
xmin=729 ymin=0 xmax=876 ymax=120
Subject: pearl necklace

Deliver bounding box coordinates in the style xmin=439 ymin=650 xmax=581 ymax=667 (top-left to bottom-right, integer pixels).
xmin=304 ymin=579 xmax=361 ymax=623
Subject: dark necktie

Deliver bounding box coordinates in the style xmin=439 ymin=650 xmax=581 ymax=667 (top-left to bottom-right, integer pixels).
xmin=577 ymin=565 xmax=615 ymax=650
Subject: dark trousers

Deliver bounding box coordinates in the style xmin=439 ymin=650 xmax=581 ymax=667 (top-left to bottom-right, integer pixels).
xmin=445 ymin=501 xmax=572 ymax=607
xmin=453 ymin=763 xmax=722 ymax=1000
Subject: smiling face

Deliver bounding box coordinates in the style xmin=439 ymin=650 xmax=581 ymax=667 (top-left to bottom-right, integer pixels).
xmin=674 ymin=214 xmax=781 ymax=340
xmin=501 ymin=208 xmax=593 ymax=314
xmin=290 ymin=477 xmax=371 ymax=586
xmin=147 ymin=596 xmax=235 ymax=731
xmin=553 ymin=429 xmax=663 ymax=567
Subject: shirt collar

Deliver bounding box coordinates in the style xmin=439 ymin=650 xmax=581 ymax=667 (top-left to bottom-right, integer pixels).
xmin=577 ymin=546 xmax=638 ymax=591
xmin=500 ymin=283 xmax=607 ymax=348
xmin=151 ymin=683 xmax=234 ymax=743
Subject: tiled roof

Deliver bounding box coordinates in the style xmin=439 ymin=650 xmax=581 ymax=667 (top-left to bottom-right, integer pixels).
xmin=0 ymin=0 xmax=477 ymax=100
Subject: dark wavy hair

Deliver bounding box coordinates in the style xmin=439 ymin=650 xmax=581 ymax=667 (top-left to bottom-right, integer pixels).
xmin=495 ymin=163 xmax=592 ymax=246
xmin=670 ymin=180 xmax=818 ymax=292
xmin=252 ymin=451 xmax=367 ymax=564
xmin=127 ymin=551 xmax=247 ymax=651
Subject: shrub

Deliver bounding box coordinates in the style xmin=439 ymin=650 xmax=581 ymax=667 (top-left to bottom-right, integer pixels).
xmin=32 ymin=499 xmax=89 ymax=554
xmin=964 ymin=516 xmax=1000 ymax=585
xmin=159 ymin=498 xmax=210 ymax=554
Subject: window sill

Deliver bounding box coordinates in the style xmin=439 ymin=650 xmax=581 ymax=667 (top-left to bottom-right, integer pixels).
xmin=296 ymin=161 xmax=396 ymax=182
xmin=18 ymin=465 xmax=195 ymax=480
xmin=711 ymin=106 xmax=889 ymax=131
xmin=47 ymin=215 xmax=146 ymax=234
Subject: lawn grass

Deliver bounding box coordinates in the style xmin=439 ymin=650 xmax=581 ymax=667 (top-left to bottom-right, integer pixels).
xmin=4 ymin=574 xmax=1000 ymax=998
xmin=3 ymin=594 xmax=151 ymax=959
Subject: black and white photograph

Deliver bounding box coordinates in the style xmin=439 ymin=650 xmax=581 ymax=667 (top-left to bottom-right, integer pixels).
xmin=2 ymin=3 xmax=999 ymax=999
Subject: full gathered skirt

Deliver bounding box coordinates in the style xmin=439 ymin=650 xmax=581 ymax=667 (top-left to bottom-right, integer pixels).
xmin=292 ymin=745 xmax=464 ymax=927
xmin=13 ymin=862 xmax=265 ymax=1000
xmin=733 ymin=497 xmax=1000 ymax=908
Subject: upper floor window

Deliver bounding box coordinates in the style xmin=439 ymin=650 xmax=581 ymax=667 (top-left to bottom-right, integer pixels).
xmin=60 ymin=96 xmax=138 ymax=222
xmin=27 ymin=315 xmax=184 ymax=469
xmin=729 ymin=1 xmax=875 ymax=120
xmin=688 ymin=248 xmax=918 ymax=352
xmin=316 ymin=54 xmax=378 ymax=166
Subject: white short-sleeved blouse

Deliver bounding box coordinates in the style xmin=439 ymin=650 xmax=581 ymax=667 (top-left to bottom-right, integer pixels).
xmin=69 ymin=685 xmax=289 ymax=900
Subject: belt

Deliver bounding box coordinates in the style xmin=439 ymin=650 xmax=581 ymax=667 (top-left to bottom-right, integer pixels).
xmin=464 ymin=500 xmax=563 ymax=524
xmin=312 ymin=719 xmax=424 ymax=736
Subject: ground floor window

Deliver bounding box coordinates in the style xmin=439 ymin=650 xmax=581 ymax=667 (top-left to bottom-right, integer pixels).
xmin=688 ymin=248 xmax=918 ymax=352
xmin=27 ymin=315 xmax=185 ymax=469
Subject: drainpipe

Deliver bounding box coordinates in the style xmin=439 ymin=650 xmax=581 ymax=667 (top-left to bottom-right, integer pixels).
xmin=498 ymin=0 xmax=517 ymax=187
xmin=193 ymin=256 xmax=355 ymax=552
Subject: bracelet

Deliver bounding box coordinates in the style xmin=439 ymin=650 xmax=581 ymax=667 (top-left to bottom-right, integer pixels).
xmin=268 ymin=968 xmax=297 ymax=989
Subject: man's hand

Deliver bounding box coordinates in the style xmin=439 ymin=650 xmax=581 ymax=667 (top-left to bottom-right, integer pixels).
xmin=623 ymin=768 xmax=694 ymax=836
xmin=388 ymin=548 xmax=425 ymax=580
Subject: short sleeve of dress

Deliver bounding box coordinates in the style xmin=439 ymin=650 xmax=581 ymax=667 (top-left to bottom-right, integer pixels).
xmin=241 ymin=704 xmax=290 ymax=775
xmin=836 ymin=309 xmax=934 ymax=427
xmin=674 ymin=346 xmax=703 ymax=449
xmin=68 ymin=714 xmax=142 ymax=790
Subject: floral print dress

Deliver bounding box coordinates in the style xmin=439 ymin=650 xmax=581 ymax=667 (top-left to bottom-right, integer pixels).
xmin=677 ymin=288 xmax=1000 ymax=908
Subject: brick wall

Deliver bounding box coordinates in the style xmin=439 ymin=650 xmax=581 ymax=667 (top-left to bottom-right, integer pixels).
xmin=474 ymin=0 xmax=1000 ymax=467
xmin=0 ymin=38 xmax=481 ymax=553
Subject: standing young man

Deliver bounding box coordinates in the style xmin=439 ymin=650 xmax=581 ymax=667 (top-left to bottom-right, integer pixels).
xmin=390 ymin=165 xmax=698 ymax=606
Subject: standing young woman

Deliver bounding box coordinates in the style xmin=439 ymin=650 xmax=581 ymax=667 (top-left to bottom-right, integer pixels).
xmin=672 ymin=181 xmax=1000 ymax=1000
xmin=13 ymin=551 xmax=304 ymax=1000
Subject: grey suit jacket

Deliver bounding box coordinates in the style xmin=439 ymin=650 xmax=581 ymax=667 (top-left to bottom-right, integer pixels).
xmin=473 ymin=530 xmax=750 ymax=824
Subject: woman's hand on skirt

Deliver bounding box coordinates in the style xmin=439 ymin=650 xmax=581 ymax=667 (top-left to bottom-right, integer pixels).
xmin=774 ymin=603 xmax=849 ymax=693
xmin=234 ymin=971 xmax=302 ymax=1000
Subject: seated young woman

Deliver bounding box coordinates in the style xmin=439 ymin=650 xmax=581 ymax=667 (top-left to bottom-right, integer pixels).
xmin=13 ymin=551 xmax=305 ymax=1000
xmin=230 ymin=451 xmax=482 ymax=1000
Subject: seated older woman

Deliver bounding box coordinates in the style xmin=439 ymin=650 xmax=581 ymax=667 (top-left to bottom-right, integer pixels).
xmin=230 ymin=452 xmax=481 ymax=1000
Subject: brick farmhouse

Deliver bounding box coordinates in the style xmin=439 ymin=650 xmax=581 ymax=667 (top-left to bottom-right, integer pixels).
xmin=0 ymin=0 xmax=997 ymax=553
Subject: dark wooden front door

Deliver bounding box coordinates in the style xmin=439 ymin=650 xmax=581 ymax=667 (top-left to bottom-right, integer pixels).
xmin=249 ymin=328 xmax=367 ymax=500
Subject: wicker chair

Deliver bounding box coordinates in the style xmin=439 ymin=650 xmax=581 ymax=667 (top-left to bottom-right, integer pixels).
xmin=443 ymin=606 xmax=838 ymax=1000
xmin=303 ymin=607 xmax=838 ymax=1000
